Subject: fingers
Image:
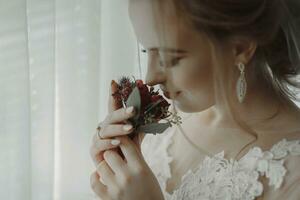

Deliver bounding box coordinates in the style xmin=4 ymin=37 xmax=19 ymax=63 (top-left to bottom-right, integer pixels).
xmin=96 ymin=160 xmax=116 ymax=186
xmin=90 ymin=171 xmax=108 ymax=199
xmin=103 ymin=150 xmax=127 ymax=177
xmin=104 ymin=106 xmax=136 ymax=125
xmin=99 ymin=123 xmax=134 ymax=139
xmin=108 ymin=80 xmax=122 ymax=113
xmin=132 ymin=132 xmax=146 ymax=153
xmin=118 ymin=136 xmax=143 ymax=169
xmin=92 ymin=134 xmax=121 ymax=149
xmin=90 ymin=135 xmax=121 ymax=167
xmin=97 ymin=106 xmax=136 ymax=140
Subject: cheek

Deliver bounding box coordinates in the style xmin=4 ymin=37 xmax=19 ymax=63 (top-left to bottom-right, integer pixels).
xmin=172 ymin=58 xmax=215 ymax=112
xmin=176 ymin=58 xmax=213 ymax=94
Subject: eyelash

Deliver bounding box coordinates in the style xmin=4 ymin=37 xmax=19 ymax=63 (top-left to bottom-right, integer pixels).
xmin=159 ymin=57 xmax=181 ymax=67
xmin=141 ymin=49 xmax=182 ymax=67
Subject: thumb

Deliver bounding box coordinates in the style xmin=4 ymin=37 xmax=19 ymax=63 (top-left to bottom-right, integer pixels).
xmin=108 ymin=80 xmax=122 ymax=112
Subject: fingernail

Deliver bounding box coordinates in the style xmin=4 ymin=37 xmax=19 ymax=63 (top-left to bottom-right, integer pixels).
xmin=126 ymin=106 xmax=134 ymax=114
xmin=111 ymin=80 xmax=114 ymax=86
xmin=111 ymin=139 xmax=120 ymax=145
xmin=123 ymin=124 xmax=133 ymax=131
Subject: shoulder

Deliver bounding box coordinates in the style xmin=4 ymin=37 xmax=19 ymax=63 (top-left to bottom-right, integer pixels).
xmin=262 ymin=137 xmax=300 ymax=199
xmin=278 ymin=152 xmax=300 ymax=199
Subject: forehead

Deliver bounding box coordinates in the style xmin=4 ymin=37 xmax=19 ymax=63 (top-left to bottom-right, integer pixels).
xmin=128 ymin=0 xmax=214 ymax=56
xmin=128 ymin=0 xmax=194 ymax=50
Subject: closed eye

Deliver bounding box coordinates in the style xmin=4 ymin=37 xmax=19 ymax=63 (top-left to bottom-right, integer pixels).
xmin=170 ymin=57 xmax=182 ymax=66
xmin=141 ymin=48 xmax=184 ymax=67
xmin=159 ymin=57 xmax=183 ymax=67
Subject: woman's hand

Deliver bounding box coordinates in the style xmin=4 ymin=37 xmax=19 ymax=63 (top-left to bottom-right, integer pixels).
xmin=90 ymin=80 xmax=162 ymax=200
xmin=90 ymin=80 xmax=146 ymax=167
xmin=90 ymin=135 xmax=165 ymax=200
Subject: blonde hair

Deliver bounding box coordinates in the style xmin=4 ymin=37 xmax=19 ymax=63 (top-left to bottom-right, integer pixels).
xmin=140 ymin=0 xmax=300 ymax=160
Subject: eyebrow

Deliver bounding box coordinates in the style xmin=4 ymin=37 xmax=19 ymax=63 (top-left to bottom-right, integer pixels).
xmin=141 ymin=47 xmax=188 ymax=54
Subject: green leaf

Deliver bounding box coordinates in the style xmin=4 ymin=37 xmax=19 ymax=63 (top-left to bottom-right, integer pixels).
xmin=137 ymin=122 xmax=171 ymax=134
xmin=126 ymin=86 xmax=141 ymax=122
xmin=144 ymin=99 xmax=163 ymax=114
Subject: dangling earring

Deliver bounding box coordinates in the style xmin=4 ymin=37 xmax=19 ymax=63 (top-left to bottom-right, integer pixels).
xmin=236 ymin=62 xmax=247 ymax=103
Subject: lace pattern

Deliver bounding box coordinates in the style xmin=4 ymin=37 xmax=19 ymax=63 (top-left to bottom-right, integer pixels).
xmin=141 ymin=129 xmax=300 ymax=200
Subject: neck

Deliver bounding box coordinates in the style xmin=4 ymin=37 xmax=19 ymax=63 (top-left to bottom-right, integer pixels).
xmin=204 ymin=80 xmax=300 ymax=132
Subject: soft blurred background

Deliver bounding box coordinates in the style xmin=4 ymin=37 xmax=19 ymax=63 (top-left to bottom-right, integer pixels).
xmin=0 ymin=0 xmax=299 ymax=200
xmin=0 ymin=0 xmax=147 ymax=199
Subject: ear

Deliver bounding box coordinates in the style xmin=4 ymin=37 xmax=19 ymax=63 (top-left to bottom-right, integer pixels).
xmin=230 ymin=37 xmax=257 ymax=65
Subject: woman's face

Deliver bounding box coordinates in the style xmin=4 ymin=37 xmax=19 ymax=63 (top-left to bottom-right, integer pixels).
xmin=129 ymin=0 xmax=231 ymax=113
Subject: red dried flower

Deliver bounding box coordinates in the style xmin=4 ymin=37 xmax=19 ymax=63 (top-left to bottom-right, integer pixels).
xmin=136 ymin=80 xmax=152 ymax=111
xmin=112 ymin=76 xmax=182 ymax=135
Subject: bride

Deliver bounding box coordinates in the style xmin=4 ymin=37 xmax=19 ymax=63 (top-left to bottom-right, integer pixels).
xmin=90 ymin=0 xmax=300 ymax=199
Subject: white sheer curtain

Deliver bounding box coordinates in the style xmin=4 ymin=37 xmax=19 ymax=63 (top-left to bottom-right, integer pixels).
xmin=0 ymin=0 xmax=142 ymax=199
xmin=1 ymin=1 xmax=299 ymax=200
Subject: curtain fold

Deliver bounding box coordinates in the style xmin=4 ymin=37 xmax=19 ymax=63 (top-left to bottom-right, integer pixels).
xmin=0 ymin=0 xmax=140 ymax=199
xmin=27 ymin=0 xmax=56 ymax=199
xmin=1 ymin=1 xmax=298 ymax=200
xmin=0 ymin=0 xmax=32 ymax=199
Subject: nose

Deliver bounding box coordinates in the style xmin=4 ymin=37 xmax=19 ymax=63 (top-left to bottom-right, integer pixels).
xmin=145 ymin=54 xmax=166 ymax=86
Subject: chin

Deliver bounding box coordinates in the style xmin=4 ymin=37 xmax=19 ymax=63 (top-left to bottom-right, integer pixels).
xmin=174 ymin=99 xmax=212 ymax=113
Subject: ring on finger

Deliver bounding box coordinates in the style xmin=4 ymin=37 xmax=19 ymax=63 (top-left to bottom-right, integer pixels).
xmin=97 ymin=124 xmax=103 ymax=140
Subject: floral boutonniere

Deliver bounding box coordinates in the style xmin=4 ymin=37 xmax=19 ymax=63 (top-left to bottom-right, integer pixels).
xmin=112 ymin=76 xmax=182 ymax=138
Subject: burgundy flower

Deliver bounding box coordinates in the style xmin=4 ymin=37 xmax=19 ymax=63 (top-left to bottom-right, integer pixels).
xmin=135 ymin=79 xmax=152 ymax=111
xmin=112 ymin=76 xmax=180 ymax=133
xmin=151 ymin=95 xmax=170 ymax=108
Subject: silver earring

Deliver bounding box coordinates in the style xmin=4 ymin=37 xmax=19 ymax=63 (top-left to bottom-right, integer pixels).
xmin=236 ymin=62 xmax=247 ymax=103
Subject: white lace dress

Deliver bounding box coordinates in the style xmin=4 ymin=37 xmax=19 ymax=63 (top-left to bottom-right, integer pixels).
xmin=141 ymin=127 xmax=300 ymax=200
